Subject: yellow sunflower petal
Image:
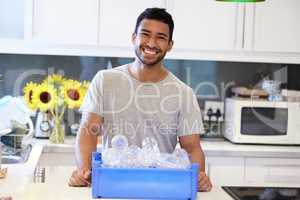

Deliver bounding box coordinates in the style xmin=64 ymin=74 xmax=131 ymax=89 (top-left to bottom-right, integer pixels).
xmin=43 ymin=74 xmax=64 ymax=87
xmin=82 ymin=81 xmax=90 ymax=90
xmin=32 ymin=84 xmax=58 ymax=112
xmin=62 ymin=80 xmax=86 ymax=109
xmin=23 ymin=82 xmax=38 ymax=110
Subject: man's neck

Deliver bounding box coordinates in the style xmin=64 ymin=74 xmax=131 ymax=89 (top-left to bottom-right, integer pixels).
xmin=128 ymin=60 xmax=168 ymax=83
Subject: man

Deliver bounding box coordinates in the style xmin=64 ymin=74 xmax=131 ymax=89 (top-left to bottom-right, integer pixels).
xmin=69 ymin=7 xmax=212 ymax=192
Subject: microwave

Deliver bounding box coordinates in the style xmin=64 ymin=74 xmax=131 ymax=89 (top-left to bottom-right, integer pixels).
xmin=224 ymin=98 xmax=300 ymax=145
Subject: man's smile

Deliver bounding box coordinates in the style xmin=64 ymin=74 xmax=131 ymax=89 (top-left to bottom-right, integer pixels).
xmin=142 ymin=47 xmax=160 ymax=56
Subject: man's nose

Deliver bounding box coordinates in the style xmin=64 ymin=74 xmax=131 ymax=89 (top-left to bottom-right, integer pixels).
xmin=147 ymin=37 xmax=157 ymax=48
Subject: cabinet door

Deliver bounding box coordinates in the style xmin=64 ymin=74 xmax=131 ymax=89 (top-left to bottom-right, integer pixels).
xmin=206 ymin=156 xmax=245 ymax=186
xmin=168 ymin=0 xmax=242 ymax=51
xmin=99 ymin=0 xmax=167 ymax=48
xmin=245 ymin=0 xmax=300 ymax=53
xmin=245 ymin=157 xmax=300 ymax=186
xmin=31 ymin=0 xmax=98 ymax=45
xmin=0 ymin=0 xmax=24 ymax=40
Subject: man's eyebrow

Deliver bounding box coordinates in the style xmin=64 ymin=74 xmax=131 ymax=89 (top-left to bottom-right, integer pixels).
xmin=140 ymin=29 xmax=168 ymax=36
xmin=140 ymin=29 xmax=168 ymax=38
xmin=157 ymin=32 xmax=168 ymax=38
xmin=140 ymin=29 xmax=151 ymax=33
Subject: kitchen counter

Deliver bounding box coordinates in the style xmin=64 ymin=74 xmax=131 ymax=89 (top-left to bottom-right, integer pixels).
xmin=8 ymin=166 xmax=233 ymax=200
xmin=0 ymin=138 xmax=233 ymax=200
xmin=40 ymin=137 xmax=300 ymax=158
xmin=1 ymin=137 xmax=300 ymax=199
xmin=0 ymin=143 xmax=44 ymax=196
xmin=201 ymin=139 xmax=300 ymax=158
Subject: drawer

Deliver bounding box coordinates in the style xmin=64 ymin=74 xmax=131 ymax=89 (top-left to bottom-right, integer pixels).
xmin=206 ymin=156 xmax=245 ymax=186
xmin=245 ymin=157 xmax=300 ymax=186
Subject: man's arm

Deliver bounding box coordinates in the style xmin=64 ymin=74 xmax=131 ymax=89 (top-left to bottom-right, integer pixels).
xmin=179 ymin=134 xmax=205 ymax=171
xmin=179 ymin=134 xmax=212 ymax=192
xmin=69 ymin=112 xmax=103 ymax=187
xmin=76 ymin=112 xmax=103 ymax=170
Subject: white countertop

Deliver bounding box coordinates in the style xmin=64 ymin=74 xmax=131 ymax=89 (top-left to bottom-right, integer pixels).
xmin=0 ymin=143 xmax=44 ymax=196
xmin=1 ymin=137 xmax=300 ymax=199
xmin=8 ymin=166 xmax=233 ymax=200
xmin=40 ymin=137 xmax=300 ymax=158
xmin=200 ymin=139 xmax=300 ymax=158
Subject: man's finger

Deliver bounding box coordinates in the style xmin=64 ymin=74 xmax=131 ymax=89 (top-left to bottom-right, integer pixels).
xmin=199 ymin=182 xmax=212 ymax=192
xmin=198 ymin=173 xmax=212 ymax=192
xmin=78 ymin=170 xmax=91 ymax=186
xmin=83 ymin=170 xmax=91 ymax=180
xmin=69 ymin=176 xmax=89 ymax=187
xmin=69 ymin=176 xmax=83 ymax=187
xmin=78 ymin=177 xmax=90 ymax=187
xmin=199 ymin=174 xmax=208 ymax=185
xmin=69 ymin=170 xmax=90 ymax=187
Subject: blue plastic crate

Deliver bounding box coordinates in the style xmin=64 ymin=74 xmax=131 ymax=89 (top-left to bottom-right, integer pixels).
xmin=92 ymin=152 xmax=199 ymax=200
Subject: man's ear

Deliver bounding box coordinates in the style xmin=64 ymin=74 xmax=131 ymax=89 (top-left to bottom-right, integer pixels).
xmin=167 ymin=40 xmax=174 ymax=52
xmin=131 ymin=33 xmax=137 ymax=44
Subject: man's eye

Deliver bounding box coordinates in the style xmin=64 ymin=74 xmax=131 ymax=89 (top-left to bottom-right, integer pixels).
xmin=158 ymin=36 xmax=167 ymax=40
xmin=141 ymin=33 xmax=149 ymax=36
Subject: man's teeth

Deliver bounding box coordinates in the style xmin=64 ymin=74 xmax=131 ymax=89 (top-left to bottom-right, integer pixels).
xmin=144 ymin=49 xmax=157 ymax=55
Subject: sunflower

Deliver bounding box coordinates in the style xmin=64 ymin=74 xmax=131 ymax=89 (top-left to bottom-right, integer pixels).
xmin=62 ymin=80 xmax=87 ymax=109
xmin=32 ymin=84 xmax=58 ymax=112
xmin=43 ymin=74 xmax=64 ymax=88
xmin=82 ymin=80 xmax=90 ymax=90
xmin=23 ymin=82 xmax=38 ymax=110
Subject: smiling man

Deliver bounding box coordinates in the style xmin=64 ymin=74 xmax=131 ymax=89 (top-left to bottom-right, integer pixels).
xmin=69 ymin=7 xmax=212 ymax=192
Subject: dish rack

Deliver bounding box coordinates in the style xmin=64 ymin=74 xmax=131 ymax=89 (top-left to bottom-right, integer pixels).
xmin=91 ymin=152 xmax=199 ymax=200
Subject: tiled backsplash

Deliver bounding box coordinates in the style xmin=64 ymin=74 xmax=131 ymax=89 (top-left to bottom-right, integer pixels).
xmin=1 ymin=53 xmax=300 ymax=132
xmin=2 ymin=53 xmax=297 ymax=101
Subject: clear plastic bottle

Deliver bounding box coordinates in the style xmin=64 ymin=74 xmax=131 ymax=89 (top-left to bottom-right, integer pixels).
xmin=111 ymin=134 xmax=128 ymax=151
xmin=173 ymin=148 xmax=191 ymax=169
xmin=141 ymin=137 xmax=160 ymax=167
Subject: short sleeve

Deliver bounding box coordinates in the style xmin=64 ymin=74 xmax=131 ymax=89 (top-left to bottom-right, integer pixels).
xmin=177 ymin=87 xmax=204 ymax=137
xmin=79 ymin=71 xmax=104 ymax=117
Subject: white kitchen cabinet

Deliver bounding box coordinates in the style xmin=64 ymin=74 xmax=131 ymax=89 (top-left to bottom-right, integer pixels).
xmin=206 ymin=156 xmax=245 ymax=186
xmin=244 ymin=0 xmax=300 ymax=53
xmin=98 ymin=0 xmax=167 ymax=48
xmin=245 ymin=157 xmax=300 ymax=186
xmin=29 ymin=0 xmax=99 ymax=46
xmin=206 ymin=155 xmax=300 ymax=187
xmin=2 ymin=0 xmax=300 ymax=63
xmin=0 ymin=0 xmax=24 ymax=40
xmin=167 ymin=0 xmax=242 ymax=51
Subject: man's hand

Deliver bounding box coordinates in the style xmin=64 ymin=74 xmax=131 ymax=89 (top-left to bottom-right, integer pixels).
xmin=68 ymin=168 xmax=91 ymax=187
xmin=198 ymin=171 xmax=212 ymax=192
xmin=179 ymin=135 xmax=212 ymax=192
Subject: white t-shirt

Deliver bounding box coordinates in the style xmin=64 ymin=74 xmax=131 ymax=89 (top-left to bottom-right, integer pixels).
xmin=80 ymin=64 xmax=204 ymax=153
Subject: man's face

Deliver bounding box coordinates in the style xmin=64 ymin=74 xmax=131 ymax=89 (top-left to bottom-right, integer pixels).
xmin=132 ymin=19 xmax=173 ymax=67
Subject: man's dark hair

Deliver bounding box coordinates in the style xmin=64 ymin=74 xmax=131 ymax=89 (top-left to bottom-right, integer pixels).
xmin=134 ymin=8 xmax=174 ymax=42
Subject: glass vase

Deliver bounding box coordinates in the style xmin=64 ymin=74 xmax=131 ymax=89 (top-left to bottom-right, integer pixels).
xmin=49 ymin=118 xmax=65 ymax=144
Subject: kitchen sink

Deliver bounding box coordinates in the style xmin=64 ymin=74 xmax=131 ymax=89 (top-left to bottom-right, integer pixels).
xmin=2 ymin=155 xmax=24 ymax=164
xmin=1 ymin=144 xmax=32 ymax=164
